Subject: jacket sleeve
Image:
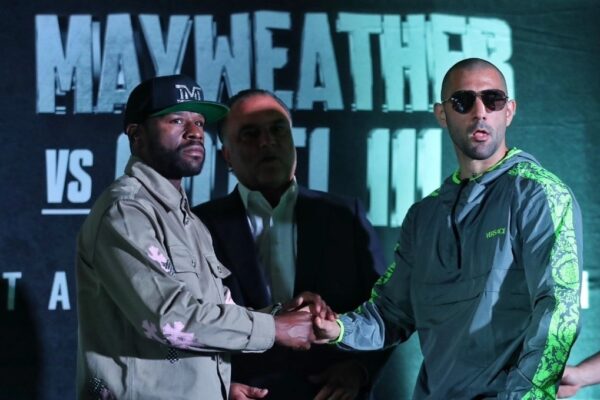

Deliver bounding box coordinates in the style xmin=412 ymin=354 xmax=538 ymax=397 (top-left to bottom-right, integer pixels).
xmin=500 ymin=182 xmax=583 ymax=399
xmin=339 ymin=198 xmax=393 ymax=386
xmin=338 ymin=204 xmax=417 ymax=351
xmin=89 ymin=198 xmax=275 ymax=354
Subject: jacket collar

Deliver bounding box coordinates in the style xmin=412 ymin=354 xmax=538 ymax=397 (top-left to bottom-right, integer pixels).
xmin=125 ymin=156 xmax=189 ymax=213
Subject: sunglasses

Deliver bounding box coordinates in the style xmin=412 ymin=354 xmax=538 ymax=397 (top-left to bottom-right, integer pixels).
xmin=442 ymin=89 xmax=508 ymax=114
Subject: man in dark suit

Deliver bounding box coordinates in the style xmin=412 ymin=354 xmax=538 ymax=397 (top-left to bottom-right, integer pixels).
xmin=192 ymin=89 xmax=388 ymax=400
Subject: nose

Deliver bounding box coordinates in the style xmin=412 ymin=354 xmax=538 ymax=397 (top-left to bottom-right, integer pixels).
xmin=472 ymin=95 xmax=487 ymax=119
xmin=184 ymin=120 xmax=204 ymax=142
xmin=258 ymin=128 xmax=276 ymax=147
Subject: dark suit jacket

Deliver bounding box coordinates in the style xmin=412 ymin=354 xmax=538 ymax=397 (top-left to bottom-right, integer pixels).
xmin=192 ymin=186 xmax=387 ymax=399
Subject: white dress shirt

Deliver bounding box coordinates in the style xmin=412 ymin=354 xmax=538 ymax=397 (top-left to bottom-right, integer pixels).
xmin=237 ymin=180 xmax=298 ymax=303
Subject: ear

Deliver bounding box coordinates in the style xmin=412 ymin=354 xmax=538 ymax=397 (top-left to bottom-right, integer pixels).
xmin=505 ymin=99 xmax=517 ymax=127
xmin=125 ymin=123 xmax=143 ymax=153
xmin=434 ymin=103 xmax=448 ymax=128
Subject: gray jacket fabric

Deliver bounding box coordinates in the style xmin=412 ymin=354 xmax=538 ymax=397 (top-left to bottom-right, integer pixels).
xmin=339 ymin=149 xmax=583 ymax=399
xmin=76 ymin=156 xmax=275 ymax=400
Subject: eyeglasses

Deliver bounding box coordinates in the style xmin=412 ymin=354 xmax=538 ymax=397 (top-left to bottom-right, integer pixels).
xmin=442 ymin=89 xmax=508 ymax=114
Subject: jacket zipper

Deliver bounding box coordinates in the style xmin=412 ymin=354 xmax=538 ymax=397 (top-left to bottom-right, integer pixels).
xmin=451 ymin=180 xmax=468 ymax=269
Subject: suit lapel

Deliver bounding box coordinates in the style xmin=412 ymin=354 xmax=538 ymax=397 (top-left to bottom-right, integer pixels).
xmin=214 ymin=191 xmax=272 ymax=308
xmin=294 ymin=188 xmax=324 ymax=294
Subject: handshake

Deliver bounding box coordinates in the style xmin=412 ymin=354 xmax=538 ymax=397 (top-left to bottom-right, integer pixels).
xmin=272 ymin=291 xmax=343 ymax=350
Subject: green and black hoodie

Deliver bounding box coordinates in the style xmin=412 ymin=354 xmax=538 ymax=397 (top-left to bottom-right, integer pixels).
xmin=339 ymin=148 xmax=582 ymax=400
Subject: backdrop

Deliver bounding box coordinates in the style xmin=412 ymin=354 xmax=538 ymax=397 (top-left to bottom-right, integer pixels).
xmin=1 ymin=1 xmax=599 ymax=399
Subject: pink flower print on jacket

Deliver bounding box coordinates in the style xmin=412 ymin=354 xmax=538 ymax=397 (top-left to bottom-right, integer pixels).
xmin=147 ymin=245 xmax=173 ymax=275
xmin=163 ymin=321 xmax=198 ymax=349
xmin=142 ymin=320 xmax=199 ymax=350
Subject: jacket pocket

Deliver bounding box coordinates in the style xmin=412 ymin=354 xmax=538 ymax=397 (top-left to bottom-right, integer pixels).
xmin=412 ymin=277 xmax=484 ymax=327
xmin=412 ymin=276 xmax=493 ymax=368
xmin=205 ymin=253 xmax=231 ymax=279
xmin=168 ymin=245 xmax=203 ymax=295
xmin=169 ymin=245 xmax=198 ymax=273
xmin=200 ymin=254 xmax=231 ymax=304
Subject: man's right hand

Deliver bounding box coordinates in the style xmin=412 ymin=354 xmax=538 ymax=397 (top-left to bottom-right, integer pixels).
xmin=229 ymin=382 xmax=268 ymax=400
xmin=313 ymin=315 xmax=341 ymax=344
xmin=274 ymin=311 xmax=315 ymax=350
xmin=281 ymin=291 xmax=337 ymax=321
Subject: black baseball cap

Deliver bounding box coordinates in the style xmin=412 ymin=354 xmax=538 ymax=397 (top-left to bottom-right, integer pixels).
xmin=123 ymin=74 xmax=229 ymax=129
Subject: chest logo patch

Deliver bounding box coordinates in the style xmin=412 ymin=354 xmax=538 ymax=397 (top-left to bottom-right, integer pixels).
xmin=485 ymin=227 xmax=506 ymax=239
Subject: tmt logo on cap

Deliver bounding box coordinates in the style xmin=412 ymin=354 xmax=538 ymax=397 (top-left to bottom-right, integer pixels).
xmin=174 ymin=84 xmax=204 ymax=103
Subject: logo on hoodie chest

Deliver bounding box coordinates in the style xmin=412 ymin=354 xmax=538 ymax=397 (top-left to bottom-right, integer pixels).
xmin=485 ymin=227 xmax=506 ymax=239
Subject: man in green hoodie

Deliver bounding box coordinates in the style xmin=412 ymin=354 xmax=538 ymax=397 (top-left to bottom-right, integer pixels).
xmin=315 ymin=58 xmax=583 ymax=399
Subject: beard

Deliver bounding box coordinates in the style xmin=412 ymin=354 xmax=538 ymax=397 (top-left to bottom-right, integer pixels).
xmin=460 ymin=139 xmax=498 ymax=161
xmin=451 ymin=121 xmax=503 ymax=161
xmin=146 ymin=139 xmax=205 ymax=179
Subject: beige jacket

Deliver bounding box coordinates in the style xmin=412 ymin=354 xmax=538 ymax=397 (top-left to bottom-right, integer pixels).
xmin=76 ymin=156 xmax=275 ymax=399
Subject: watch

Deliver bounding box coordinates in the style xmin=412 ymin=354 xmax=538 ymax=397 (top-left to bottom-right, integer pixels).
xmin=270 ymin=302 xmax=283 ymax=316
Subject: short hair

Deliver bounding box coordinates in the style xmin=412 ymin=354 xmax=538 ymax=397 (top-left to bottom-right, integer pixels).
xmin=217 ymin=89 xmax=292 ymax=144
xmin=440 ymin=58 xmax=508 ymax=101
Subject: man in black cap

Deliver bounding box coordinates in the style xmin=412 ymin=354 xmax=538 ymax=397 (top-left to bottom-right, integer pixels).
xmin=75 ymin=75 xmax=329 ymax=400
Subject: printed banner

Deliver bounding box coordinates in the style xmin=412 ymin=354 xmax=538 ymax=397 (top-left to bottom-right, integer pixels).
xmin=1 ymin=1 xmax=599 ymax=398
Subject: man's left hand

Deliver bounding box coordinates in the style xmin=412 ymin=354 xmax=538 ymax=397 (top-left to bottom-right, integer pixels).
xmin=229 ymin=382 xmax=269 ymax=400
xmin=309 ymin=360 xmax=367 ymax=400
xmin=558 ymin=365 xmax=582 ymax=398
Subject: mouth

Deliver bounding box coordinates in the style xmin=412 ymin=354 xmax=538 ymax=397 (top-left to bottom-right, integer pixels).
xmin=260 ymin=155 xmax=280 ymax=164
xmin=181 ymin=145 xmax=204 ymax=158
xmin=471 ymin=129 xmax=489 ymax=142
